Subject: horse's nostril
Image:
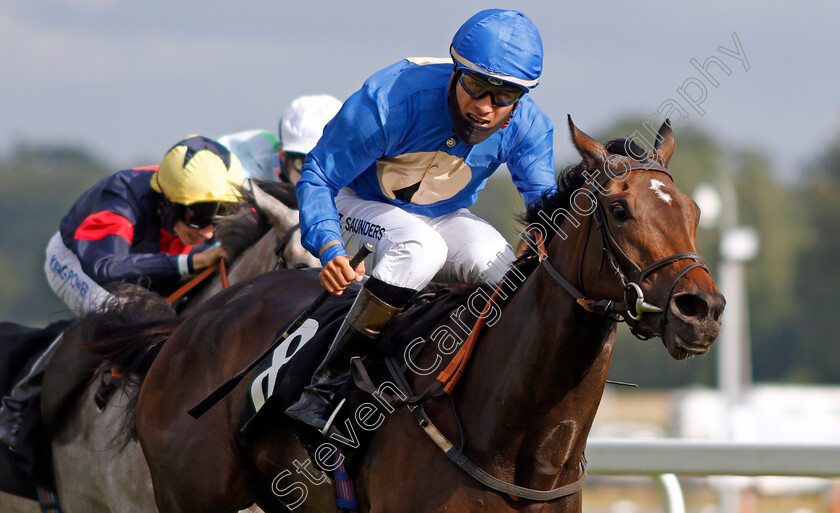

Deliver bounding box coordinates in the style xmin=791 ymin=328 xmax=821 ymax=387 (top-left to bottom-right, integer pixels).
xmin=674 ymin=293 xmax=709 ymax=318
xmin=711 ymin=294 xmax=725 ymax=322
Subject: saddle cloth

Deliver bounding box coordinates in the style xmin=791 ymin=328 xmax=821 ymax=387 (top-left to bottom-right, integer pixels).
xmin=238 ymin=281 xmax=479 ymax=437
xmin=239 ymin=282 xmax=361 ymax=433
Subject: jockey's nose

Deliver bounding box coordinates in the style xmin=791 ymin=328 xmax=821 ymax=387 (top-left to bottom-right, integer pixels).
xmin=198 ymin=225 xmax=215 ymax=239
xmin=474 ymin=94 xmax=495 ymax=113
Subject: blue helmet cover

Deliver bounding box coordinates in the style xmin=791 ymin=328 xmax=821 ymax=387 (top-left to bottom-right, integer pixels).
xmin=450 ymin=9 xmax=543 ymax=90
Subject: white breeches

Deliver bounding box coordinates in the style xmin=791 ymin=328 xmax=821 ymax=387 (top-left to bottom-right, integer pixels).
xmin=44 ymin=232 xmax=115 ymax=315
xmin=335 ymin=189 xmax=515 ymax=291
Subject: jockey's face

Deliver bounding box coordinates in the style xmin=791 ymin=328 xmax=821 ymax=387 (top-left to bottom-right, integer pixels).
xmin=454 ymin=74 xmax=517 ymax=129
xmin=173 ymin=220 xmax=215 ymax=247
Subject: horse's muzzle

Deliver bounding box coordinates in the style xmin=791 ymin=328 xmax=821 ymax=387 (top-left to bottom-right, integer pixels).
xmin=662 ymin=287 xmax=725 ymax=360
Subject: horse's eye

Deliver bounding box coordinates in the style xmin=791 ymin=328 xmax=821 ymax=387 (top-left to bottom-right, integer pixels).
xmin=611 ymin=203 xmax=629 ymax=220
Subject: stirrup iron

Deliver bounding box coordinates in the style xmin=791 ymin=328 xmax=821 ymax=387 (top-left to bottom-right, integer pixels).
xmin=321 ymin=397 xmax=347 ymax=437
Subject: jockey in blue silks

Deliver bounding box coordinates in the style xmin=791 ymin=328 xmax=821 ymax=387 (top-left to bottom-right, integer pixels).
xmin=286 ymin=9 xmax=557 ymax=437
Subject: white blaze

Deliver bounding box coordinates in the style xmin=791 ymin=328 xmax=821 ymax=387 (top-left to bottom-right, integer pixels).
xmin=650 ymin=179 xmax=672 ymax=204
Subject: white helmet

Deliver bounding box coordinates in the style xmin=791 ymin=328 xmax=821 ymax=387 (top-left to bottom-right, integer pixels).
xmin=279 ymin=95 xmax=342 ymax=154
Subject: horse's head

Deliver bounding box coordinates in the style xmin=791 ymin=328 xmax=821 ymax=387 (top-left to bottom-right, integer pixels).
xmin=561 ymin=117 xmax=724 ymax=359
xmin=251 ymin=181 xmax=320 ymax=269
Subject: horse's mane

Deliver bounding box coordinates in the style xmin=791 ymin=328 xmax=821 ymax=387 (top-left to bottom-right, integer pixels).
xmin=77 ymin=284 xmax=181 ymax=445
xmin=214 ymin=179 xmax=298 ymax=262
xmin=80 ymin=284 xmax=178 ymax=371
xmin=518 ymin=137 xmax=650 ymax=261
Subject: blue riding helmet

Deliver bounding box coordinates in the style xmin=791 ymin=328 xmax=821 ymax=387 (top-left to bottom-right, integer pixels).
xmin=450 ymin=9 xmax=543 ymax=91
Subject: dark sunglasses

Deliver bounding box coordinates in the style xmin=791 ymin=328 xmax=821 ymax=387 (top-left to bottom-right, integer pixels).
xmin=181 ymin=202 xmax=225 ymax=229
xmin=457 ymin=70 xmax=526 ymax=107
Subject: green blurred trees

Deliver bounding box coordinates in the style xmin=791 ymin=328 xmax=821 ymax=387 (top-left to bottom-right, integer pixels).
xmin=0 ymin=145 xmax=110 ymax=324
xmin=790 ymin=131 xmax=840 ymax=383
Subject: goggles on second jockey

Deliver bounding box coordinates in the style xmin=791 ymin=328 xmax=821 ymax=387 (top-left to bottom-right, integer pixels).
xmin=457 ymin=70 xmax=526 ymax=107
xmin=279 ymin=152 xmax=306 ymax=184
xmin=180 ymin=201 xmax=227 ymax=229
xmin=160 ymin=200 xmax=230 ymax=230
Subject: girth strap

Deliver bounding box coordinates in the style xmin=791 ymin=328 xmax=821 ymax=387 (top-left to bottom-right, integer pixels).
xmin=410 ymin=402 xmax=587 ymax=501
xmin=351 ymin=357 xmax=588 ymax=502
xmin=36 ymin=486 xmax=63 ymax=513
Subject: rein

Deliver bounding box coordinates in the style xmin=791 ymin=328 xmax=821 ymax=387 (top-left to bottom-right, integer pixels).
xmin=166 ymin=258 xmax=229 ymax=304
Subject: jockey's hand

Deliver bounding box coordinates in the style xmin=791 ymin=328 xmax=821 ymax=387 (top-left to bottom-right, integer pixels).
xmin=320 ymin=254 xmax=365 ymax=295
xmin=192 ymin=245 xmax=229 ymax=271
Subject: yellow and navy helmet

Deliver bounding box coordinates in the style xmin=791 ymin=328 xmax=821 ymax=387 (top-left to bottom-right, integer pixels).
xmin=152 ymin=135 xmax=245 ymax=206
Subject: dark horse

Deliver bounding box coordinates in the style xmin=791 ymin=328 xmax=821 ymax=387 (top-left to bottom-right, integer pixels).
xmin=87 ymin=118 xmax=724 ymax=513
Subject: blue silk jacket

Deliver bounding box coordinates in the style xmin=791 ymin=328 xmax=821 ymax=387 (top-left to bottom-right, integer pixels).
xmin=296 ymin=58 xmax=556 ymax=266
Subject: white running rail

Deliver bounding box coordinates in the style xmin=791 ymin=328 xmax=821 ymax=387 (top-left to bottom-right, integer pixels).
xmin=586 ymin=438 xmax=840 ymax=513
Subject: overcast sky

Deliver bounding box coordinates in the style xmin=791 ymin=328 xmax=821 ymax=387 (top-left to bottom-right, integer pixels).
xmin=2 ymin=0 xmax=837 ymax=183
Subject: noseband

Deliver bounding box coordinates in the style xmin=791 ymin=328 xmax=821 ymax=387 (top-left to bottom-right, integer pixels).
xmin=541 ymin=161 xmax=708 ymax=340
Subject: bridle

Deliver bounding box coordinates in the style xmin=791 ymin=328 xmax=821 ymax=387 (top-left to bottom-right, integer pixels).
xmin=272 ymin=223 xmax=303 ymax=270
xmin=541 ymin=160 xmax=708 ymax=340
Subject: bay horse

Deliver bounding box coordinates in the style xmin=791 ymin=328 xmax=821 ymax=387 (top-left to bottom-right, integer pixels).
xmin=0 ymin=180 xmax=315 ymax=513
xmin=91 ymin=118 xmax=723 ymax=513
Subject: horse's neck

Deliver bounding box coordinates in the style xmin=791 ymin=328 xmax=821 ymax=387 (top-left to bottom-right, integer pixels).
xmin=453 ymin=240 xmax=616 ymax=485
xmin=225 ymin=231 xmax=277 ymax=283
xmin=184 ymin=232 xmax=277 ymax=313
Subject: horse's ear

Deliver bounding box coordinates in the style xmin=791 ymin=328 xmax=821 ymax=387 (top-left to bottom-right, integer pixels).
xmin=653 ymin=119 xmax=675 ymax=167
xmin=252 ymin=181 xmax=299 ymax=233
xmin=568 ymin=115 xmax=608 ymax=170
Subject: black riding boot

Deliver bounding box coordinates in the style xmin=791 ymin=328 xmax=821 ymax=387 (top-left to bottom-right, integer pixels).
xmin=285 ymin=278 xmax=414 ymax=438
xmin=0 ymin=332 xmax=64 ymax=452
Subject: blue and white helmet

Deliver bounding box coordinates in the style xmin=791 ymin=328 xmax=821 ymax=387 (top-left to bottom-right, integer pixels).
xmin=450 ymin=9 xmax=543 ymax=91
